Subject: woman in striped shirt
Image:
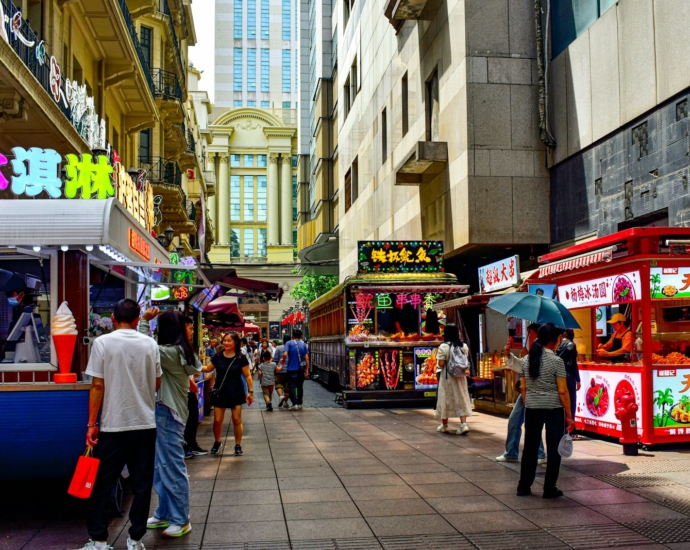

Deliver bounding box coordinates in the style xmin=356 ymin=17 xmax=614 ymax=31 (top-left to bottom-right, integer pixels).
xmin=517 ymin=323 xmax=575 ymax=499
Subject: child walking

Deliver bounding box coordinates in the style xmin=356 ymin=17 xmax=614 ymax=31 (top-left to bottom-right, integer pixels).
xmin=258 ymin=351 xmax=280 ymax=411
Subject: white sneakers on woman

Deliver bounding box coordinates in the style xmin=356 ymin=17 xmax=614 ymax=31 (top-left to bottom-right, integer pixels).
xmin=437 ymin=423 xmax=469 ymax=435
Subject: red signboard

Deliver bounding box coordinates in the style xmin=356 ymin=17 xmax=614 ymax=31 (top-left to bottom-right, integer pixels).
xmin=128 ymin=228 xmax=150 ymax=261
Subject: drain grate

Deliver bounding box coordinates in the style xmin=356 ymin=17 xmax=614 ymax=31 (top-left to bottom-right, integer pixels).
xmin=291 ymin=539 xmax=382 ymax=549
xmin=203 ymin=543 xmax=291 ymax=550
xmin=379 ymin=534 xmax=474 ymax=549
xmin=625 ymin=518 xmax=690 ymax=544
xmin=630 ymin=489 xmax=690 ymax=517
xmin=625 ymin=460 xmax=690 ymax=474
xmin=546 ymin=524 xmax=655 ymax=548
xmin=465 ymin=530 xmax=567 ymax=549
xmin=592 ymin=474 xmax=676 ymax=488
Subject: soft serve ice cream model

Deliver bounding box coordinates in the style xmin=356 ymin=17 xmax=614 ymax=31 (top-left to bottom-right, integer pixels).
xmin=52 ymin=301 xmax=78 ymax=383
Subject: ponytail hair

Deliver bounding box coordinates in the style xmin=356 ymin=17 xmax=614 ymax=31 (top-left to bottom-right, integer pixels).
xmin=528 ymin=322 xmax=563 ymax=380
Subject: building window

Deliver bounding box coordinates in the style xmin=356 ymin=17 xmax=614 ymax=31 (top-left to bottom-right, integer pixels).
xmin=234 ymin=48 xmax=243 ymax=91
xmin=292 ymin=175 xmax=298 ymax=221
xmin=345 ymin=157 xmax=358 ymax=212
xmin=234 ymin=0 xmax=243 ymax=38
xmin=231 ymin=228 xmax=241 ymax=257
xmin=381 ymin=107 xmax=387 ymax=161
xmin=261 ymin=0 xmax=269 ymax=39
xmin=291 ymin=155 xmax=298 ymax=168
xmin=350 ymin=57 xmax=358 ymax=99
xmin=230 ymin=175 xmax=241 ymax=221
xmin=343 ymin=0 xmax=351 ymax=28
xmin=244 ymin=228 xmax=254 ymax=256
xmin=244 ymin=176 xmax=255 ymax=221
xmin=282 ymin=50 xmax=291 ymax=92
xmin=258 ymin=154 xmax=267 ymax=167
xmin=344 ymin=75 xmax=351 ymax=117
xmin=231 ymin=154 xmax=241 ymax=167
xmin=295 ymin=49 xmax=298 ymax=93
xmin=282 ymin=0 xmax=291 ymax=40
xmin=247 ymin=0 xmax=256 ymax=38
xmin=552 ymin=0 xmax=616 ymax=59
xmin=258 ymin=175 xmax=267 ymax=221
xmin=426 ymin=69 xmax=439 ymax=141
xmin=138 ymin=129 xmax=151 ymax=163
xmin=261 ymin=101 xmax=270 ymax=107
xmin=258 ymin=228 xmax=267 ymax=257
xmin=248 ymin=101 xmax=256 ymax=106
xmin=139 ymin=26 xmax=152 ymax=69
xmin=282 ymin=101 xmax=292 ymax=108
xmin=234 ymin=100 xmax=243 ymax=107
xmin=293 ymin=228 xmax=297 ymax=247
xmin=261 ymin=49 xmax=270 ymax=92
xmin=402 ymin=72 xmax=408 ymax=137
xmin=245 ymin=154 xmax=255 ymax=166
xmin=247 ymin=49 xmax=256 ymax=92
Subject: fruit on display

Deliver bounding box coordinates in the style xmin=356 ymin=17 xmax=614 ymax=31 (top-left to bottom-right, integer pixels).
xmin=612 ymin=275 xmax=636 ymax=303
xmin=586 ymin=379 xmax=610 ymax=417
xmin=356 ymin=352 xmax=379 ymax=388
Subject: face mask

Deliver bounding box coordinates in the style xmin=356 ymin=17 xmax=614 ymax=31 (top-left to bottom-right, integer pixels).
xmin=7 ymin=298 xmax=20 ymax=307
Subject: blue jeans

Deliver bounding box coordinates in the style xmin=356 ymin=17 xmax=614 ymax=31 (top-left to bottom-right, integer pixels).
xmin=154 ymin=404 xmax=190 ymax=526
xmin=502 ymin=395 xmax=545 ymax=460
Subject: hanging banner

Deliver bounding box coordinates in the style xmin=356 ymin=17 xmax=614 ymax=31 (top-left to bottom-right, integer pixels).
xmin=198 ymin=189 xmax=206 ymax=258
xmin=649 ymin=267 xmax=690 ymax=299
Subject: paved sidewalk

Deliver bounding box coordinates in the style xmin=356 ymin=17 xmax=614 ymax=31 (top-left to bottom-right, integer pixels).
xmin=5 ymin=383 xmax=690 ymax=549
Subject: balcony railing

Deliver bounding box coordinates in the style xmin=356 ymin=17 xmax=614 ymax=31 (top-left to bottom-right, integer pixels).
xmin=186 ymin=200 xmax=196 ymax=222
xmin=2 ymin=0 xmax=72 ymax=121
xmin=117 ymin=0 xmax=155 ymax=97
xmin=140 ymin=156 xmax=181 ymax=187
xmin=186 ymin=129 xmax=195 ymax=153
xmin=158 ymin=0 xmax=186 ymax=91
xmin=152 ymin=68 xmax=181 ymax=101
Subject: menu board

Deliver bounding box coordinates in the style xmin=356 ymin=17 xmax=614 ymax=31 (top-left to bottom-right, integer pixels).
xmin=355 ymin=348 xmax=405 ymax=390
xmin=358 ymin=241 xmax=444 ymax=273
xmin=414 ymin=347 xmax=439 ymax=390
xmin=653 ymin=368 xmax=690 ymax=436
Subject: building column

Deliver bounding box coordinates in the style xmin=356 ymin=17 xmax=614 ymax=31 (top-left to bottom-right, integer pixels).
xmin=280 ymin=155 xmax=292 ymax=245
xmin=217 ymin=154 xmax=229 ymax=245
xmin=268 ymin=153 xmax=280 ymax=245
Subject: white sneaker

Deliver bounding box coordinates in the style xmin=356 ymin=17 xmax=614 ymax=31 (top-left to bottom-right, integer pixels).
xmin=456 ymin=424 xmax=470 ymax=436
xmin=289 ymin=405 xmax=299 ymax=411
xmin=126 ymin=538 xmax=145 ymax=550
xmin=163 ymin=523 xmax=192 ymax=538
xmin=79 ymin=541 xmax=113 ymax=550
xmin=146 ymin=516 xmax=169 ymax=529
xmin=437 ymin=424 xmax=450 ymax=433
xmin=537 ymin=457 xmax=547 ymax=465
xmin=496 ymin=455 xmax=518 ymax=462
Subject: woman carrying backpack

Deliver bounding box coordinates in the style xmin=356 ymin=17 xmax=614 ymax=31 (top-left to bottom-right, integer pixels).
xmin=435 ymin=323 xmax=473 ymax=435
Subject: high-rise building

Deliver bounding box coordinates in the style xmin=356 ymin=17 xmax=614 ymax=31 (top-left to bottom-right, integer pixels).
xmin=215 ymin=0 xmax=301 ymax=108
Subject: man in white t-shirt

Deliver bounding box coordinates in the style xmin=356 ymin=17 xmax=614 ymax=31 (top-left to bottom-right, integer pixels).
xmin=80 ymin=299 xmax=161 ymax=550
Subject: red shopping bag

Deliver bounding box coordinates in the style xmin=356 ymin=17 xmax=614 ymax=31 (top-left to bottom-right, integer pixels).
xmin=68 ymin=447 xmax=100 ymax=499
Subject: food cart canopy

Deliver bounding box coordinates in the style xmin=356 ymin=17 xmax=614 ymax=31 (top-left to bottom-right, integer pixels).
xmin=352 ymin=284 xmax=469 ymax=294
xmin=0 ymin=198 xmax=169 ymax=264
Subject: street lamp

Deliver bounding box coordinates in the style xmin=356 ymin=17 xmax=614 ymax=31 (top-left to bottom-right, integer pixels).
xmin=176 ymin=246 xmax=184 ymax=258
xmin=157 ymin=226 xmax=175 ymax=248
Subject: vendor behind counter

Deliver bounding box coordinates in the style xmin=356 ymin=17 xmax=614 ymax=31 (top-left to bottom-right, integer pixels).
xmin=597 ymin=313 xmax=634 ymax=364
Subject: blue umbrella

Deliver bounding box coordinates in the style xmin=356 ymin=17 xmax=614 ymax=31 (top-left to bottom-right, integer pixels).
xmin=487 ymin=292 xmax=581 ymax=330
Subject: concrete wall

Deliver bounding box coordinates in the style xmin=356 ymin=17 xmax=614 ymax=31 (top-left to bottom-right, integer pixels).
xmin=549 ymin=0 xmax=690 ymax=166
xmin=335 ymin=0 xmax=549 ymax=280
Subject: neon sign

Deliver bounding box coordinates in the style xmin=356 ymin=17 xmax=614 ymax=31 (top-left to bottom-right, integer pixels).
xmin=128 ymin=228 xmax=151 ymax=261
xmin=358 ymin=241 xmax=444 ymax=273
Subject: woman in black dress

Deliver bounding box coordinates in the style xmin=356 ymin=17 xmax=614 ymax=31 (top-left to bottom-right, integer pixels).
xmin=203 ymin=332 xmax=253 ymax=456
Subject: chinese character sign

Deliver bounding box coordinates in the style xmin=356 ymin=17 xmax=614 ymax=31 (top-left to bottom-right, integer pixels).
xmin=558 ymin=271 xmax=641 ymax=309
xmin=653 ymin=368 xmax=690 ymax=437
xmin=478 ymin=256 xmax=519 ymax=293
xmin=0 ymin=147 xmax=115 ymax=200
xmin=358 ymin=241 xmax=444 ymax=273
xmin=649 ymin=267 xmax=690 ymax=299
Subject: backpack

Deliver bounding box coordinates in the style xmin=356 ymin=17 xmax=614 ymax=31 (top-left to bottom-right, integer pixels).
xmin=445 ymin=343 xmax=468 ymax=378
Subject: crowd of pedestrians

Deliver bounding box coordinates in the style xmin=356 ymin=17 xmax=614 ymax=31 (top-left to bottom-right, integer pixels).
xmin=78 ymin=300 xmax=310 ymax=550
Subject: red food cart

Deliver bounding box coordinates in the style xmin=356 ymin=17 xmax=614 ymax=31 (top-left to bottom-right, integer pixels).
xmin=537 ymin=227 xmax=690 ymax=447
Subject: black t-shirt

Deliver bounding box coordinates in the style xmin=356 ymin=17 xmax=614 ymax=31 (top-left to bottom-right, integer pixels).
xmin=211 ymin=352 xmax=250 ymax=403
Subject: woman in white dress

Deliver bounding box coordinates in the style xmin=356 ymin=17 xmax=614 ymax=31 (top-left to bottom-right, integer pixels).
xmin=435 ymin=323 xmax=473 ymax=435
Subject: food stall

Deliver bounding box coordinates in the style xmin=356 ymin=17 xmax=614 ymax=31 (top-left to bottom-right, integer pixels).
xmin=308 ymin=241 xmax=468 ymax=407
xmin=536 ymin=227 xmax=690 ymax=447
xmin=0 ymin=161 xmax=213 ymax=480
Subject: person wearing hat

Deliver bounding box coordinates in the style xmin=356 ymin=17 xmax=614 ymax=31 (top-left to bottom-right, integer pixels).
xmin=597 ymin=313 xmax=633 ymax=363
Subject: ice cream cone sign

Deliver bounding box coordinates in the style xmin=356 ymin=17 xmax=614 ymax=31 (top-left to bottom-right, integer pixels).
xmin=52 ymin=302 xmax=78 ymax=384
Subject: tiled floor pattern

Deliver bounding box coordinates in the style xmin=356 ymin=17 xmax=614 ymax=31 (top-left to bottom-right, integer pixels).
xmin=5 ymin=380 xmax=690 ymax=549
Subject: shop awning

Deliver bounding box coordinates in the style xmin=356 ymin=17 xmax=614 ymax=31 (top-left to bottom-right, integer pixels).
xmin=0 ymin=198 xmax=169 ymax=264
xmin=351 ymin=284 xmax=469 ymax=294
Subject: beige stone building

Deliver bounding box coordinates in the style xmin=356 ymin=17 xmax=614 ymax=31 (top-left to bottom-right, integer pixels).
xmin=301 ymin=0 xmax=551 ymax=281
xmin=206 ymin=107 xmax=302 ymax=336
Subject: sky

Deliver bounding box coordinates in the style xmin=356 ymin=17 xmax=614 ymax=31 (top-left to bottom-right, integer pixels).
xmin=189 ymin=0 xmax=216 ymax=102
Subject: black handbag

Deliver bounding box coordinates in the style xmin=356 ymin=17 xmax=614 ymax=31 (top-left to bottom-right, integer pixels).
xmin=210 ymin=357 xmax=236 ymax=404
